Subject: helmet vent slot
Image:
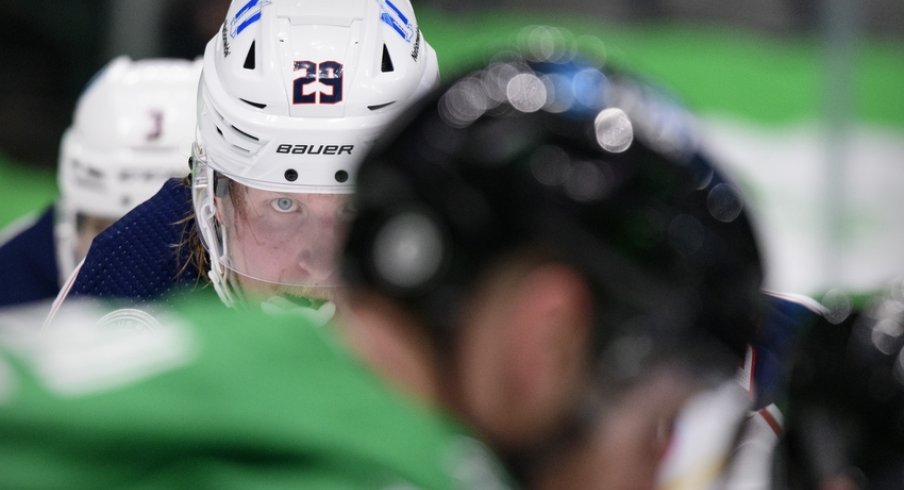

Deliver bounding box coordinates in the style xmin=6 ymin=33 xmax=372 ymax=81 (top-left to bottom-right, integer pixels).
xmin=231 ymin=125 xmax=260 ymax=141
xmin=368 ymin=101 xmax=396 ymax=111
xmin=243 ymin=41 xmax=256 ymax=70
xmin=381 ymin=44 xmax=394 ymax=73
xmin=239 ymin=98 xmax=267 ymax=109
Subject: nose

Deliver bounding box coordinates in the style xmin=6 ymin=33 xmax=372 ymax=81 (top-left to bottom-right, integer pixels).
xmin=296 ymin=226 xmax=340 ymax=284
xmin=297 ymin=250 xmax=337 ymax=283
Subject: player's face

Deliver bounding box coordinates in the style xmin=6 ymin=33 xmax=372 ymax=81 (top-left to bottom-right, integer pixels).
xmin=216 ymin=184 xmax=353 ymax=302
xmin=75 ymin=214 xmax=118 ymax=264
xmin=451 ymin=260 xmax=699 ymax=489
xmin=453 ymin=260 xmax=594 ymax=451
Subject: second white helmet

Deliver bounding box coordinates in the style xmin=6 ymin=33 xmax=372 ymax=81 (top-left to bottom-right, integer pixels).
xmin=57 ymin=56 xmax=201 ymax=280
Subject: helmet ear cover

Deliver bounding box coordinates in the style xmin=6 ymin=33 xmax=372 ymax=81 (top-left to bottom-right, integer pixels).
xmin=213 ymin=172 xmax=230 ymax=199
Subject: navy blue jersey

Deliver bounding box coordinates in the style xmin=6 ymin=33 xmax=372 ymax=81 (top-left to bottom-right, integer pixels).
xmin=0 ymin=205 xmax=60 ymax=307
xmin=70 ymin=179 xmax=204 ymax=303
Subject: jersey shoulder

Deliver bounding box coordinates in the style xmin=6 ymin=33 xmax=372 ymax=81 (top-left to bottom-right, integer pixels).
xmin=71 ymin=179 xmax=199 ymax=302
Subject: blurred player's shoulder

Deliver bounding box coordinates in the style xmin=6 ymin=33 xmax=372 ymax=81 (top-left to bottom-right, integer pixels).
xmin=763 ymin=290 xmax=826 ymax=317
xmin=0 ymin=294 xmax=511 ymax=489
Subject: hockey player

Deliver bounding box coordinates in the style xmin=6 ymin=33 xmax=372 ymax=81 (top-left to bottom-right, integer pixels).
xmin=0 ymin=54 xmax=766 ymax=489
xmin=0 ymin=56 xmax=200 ymax=308
xmin=50 ymin=0 xmax=440 ymax=322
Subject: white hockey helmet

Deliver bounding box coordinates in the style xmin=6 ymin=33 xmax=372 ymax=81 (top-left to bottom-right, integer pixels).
xmin=192 ymin=0 xmax=440 ymax=306
xmin=56 ymin=56 xmax=202 ymax=280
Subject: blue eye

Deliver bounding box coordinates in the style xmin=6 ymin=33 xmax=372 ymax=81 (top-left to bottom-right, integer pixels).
xmin=271 ymin=197 xmax=298 ymax=213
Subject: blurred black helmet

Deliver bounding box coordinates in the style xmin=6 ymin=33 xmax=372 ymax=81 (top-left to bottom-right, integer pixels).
xmin=342 ymin=53 xmax=765 ymax=381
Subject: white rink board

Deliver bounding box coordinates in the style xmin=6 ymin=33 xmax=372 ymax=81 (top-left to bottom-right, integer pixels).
xmin=701 ymin=117 xmax=904 ymax=297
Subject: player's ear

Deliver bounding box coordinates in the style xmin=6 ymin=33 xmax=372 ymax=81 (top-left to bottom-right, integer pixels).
xmin=506 ymin=263 xmax=593 ymax=430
